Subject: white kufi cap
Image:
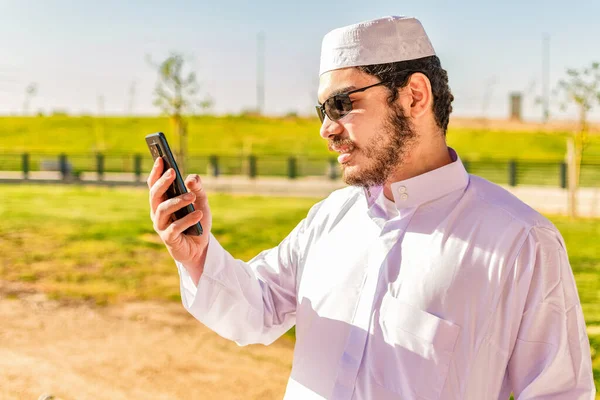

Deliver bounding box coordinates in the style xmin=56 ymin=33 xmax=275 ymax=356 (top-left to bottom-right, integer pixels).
xmin=319 ymin=16 xmax=435 ymax=76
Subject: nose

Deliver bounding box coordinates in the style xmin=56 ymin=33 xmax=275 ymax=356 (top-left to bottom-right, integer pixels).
xmin=319 ymin=117 xmax=344 ymax=140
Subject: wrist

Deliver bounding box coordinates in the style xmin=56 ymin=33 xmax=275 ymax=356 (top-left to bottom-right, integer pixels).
xmin=182 ymin=244 xmax=208 ymax=286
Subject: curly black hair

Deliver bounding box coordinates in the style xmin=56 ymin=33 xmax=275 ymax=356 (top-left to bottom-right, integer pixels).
xmin=358 ymin=55 xmax=454 ymax=135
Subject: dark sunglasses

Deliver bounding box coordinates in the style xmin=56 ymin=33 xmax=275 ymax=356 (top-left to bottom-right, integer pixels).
xmin=315 ymin=81 xmax=390 ymax=123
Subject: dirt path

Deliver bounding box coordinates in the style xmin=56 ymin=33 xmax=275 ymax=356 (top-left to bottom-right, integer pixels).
xmin=0 ymin=285 xmax=294 ymax=400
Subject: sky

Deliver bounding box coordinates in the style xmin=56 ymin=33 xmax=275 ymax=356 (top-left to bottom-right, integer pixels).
xmin=1 ymin=0 xmax=599 ymax=121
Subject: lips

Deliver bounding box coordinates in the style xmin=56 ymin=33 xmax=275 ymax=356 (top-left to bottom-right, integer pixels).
xmin=337 ymin=152 xmax=352 ymax=164
xmin=331 ymin=145 xmax=352 ymax=153
xmin=329 ymin=140 xmax=355 ymax=164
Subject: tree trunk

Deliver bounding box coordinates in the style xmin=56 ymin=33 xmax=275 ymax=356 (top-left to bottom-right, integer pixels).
xmin=179 ymin=118 xmax=187 ymax=175
xmin=567 ymin=137 xmax=577 ymax=219
xmin=575 ymin=106 xmax=588 ymax=189
xmin=169 ymin=116 xmax=185 ymax=175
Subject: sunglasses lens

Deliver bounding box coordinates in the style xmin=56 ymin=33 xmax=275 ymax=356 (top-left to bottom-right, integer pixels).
xmin=315 ymin=106 xmax=325 ymax=122
xmin=325 ymin=95 xmax=352 ymax=121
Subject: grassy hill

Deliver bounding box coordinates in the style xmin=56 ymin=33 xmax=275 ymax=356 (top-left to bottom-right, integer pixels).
xmin=1 ymin=115 xmax=600 ymax=161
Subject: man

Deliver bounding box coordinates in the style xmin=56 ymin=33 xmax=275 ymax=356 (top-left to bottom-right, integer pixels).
xmin=147 ymin=16 xmax=595 ymax=400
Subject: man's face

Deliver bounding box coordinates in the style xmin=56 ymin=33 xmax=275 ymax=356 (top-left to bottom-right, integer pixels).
xmin=317 ymin=68 xmax=417 ymax=187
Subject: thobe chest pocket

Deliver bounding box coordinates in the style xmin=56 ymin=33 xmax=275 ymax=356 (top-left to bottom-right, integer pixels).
xmin=368 ymin=293 xmax=461 ymax=400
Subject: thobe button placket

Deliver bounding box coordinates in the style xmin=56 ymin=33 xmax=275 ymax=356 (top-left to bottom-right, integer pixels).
xmin=331 ymin=383 xmax=355 ymax=400
xmin=397 ymin=186 xmax=409 ymax=201
xmin=331 ymin=229 xmax=407 ymax=400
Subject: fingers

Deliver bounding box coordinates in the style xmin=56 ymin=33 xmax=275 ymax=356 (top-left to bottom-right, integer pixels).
xmin=149 ymin=167 xmax=176 ymax=214
xmin=147 ymin=157 xmax=164 ymax=189
xmin=162 ymin=210 xmax=203 ymax=242
xmin=185 ymin=174 xmax=209 ymax=209
xmin=154 ymin=192 xmax=197 ymax=231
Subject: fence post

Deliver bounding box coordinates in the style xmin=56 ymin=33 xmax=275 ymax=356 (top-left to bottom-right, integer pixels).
xmin=328 ymin=158 xmax=338 ymax=180
xmin=508 ymin=160 xmax=517 ymax=187
xmin=209 ymin=155 xmax=220 ymax=177
xmin=288 ymin=156 xmax=297 ymax=179
xmin=560 ymin=162 xmax=567 ymax=189
xmin=22 ymin=153 xmax=29 ymax=180
xmin=59 ymin=154 xmax=68 ymax=180
xmin=248 ymin=155 xmax=257 ymax=178
xmin=134 ymin=154 xmax=142 ymax=182
xmin=97 ymin=153 xmax=104 ymax=181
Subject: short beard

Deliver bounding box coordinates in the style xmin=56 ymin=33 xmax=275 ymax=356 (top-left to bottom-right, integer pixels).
xmin=330 ymin=104 xmax=417 ymax=188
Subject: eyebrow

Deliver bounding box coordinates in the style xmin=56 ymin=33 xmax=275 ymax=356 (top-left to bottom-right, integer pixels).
xmin=318 ymin=85 xmax=357 ymax=104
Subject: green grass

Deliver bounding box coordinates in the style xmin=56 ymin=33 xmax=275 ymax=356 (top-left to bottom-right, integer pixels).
xmin=1 ymin=115 xmax=600 ymax=186
xmin=1 ymin=115 xmax=600 ymax=160
xmin=0 ymin=184 xmax=316 ymax=304
xmin=0 ymin=115 xmax=326 ymax=156
xmin=0 ymin=183 xmax=598 ymax=394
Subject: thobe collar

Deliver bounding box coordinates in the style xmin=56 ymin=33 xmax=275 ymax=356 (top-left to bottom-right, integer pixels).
xmin=363 ymin=147 xmax=469 ymax=211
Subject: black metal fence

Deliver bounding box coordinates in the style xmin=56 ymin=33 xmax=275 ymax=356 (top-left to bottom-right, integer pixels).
xmin=1 ymin=152 xmax=599 ymax=188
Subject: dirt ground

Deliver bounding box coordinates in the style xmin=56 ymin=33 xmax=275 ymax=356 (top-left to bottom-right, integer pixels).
xmin=0 ymin=282 xmax=294 ymax=400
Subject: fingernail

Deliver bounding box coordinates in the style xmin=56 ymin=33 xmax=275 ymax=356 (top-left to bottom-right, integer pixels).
xmin=168 ymin=169 xmax=174 ymax=177
xmin=154 ymin=158 xmax=160 ymax=166
xmin=183 ymin=193 xmax=194 ymax=200
xmin=195 ymin=175 xmax=200 ymax=183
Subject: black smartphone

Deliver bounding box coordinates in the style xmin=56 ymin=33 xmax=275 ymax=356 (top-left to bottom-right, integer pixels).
xmin=145 ymin=132 xmax=203 ymax=236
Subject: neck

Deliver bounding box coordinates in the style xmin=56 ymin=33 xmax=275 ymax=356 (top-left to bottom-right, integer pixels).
xmin=382 ymin=138 xmax=452 ymax=201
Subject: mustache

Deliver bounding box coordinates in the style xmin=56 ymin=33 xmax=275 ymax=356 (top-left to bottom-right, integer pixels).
xmin=328 ymin=137 xmax=356 ymax=152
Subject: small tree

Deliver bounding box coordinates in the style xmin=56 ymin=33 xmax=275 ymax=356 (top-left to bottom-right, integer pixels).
xmin=149 ymin=53 xmax=213 ymax=174
xmin=23 ymin=82 xmax=38 ymax=115
xmin=554 ymin=62 xmax=600 ymax=217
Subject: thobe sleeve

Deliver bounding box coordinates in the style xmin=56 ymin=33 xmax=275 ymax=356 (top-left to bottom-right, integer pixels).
xmin=506 ymin=226 xmax=595 ymax=399
xmin=176 ymin=201 xmax=323 ymax=346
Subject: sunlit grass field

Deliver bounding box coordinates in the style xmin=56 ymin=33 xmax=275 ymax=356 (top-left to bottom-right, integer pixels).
xmin=2 ymin=115 xmax=600 ymax=188
xmin=0 ymin=183 xmax=598 ymax=393
xmin=0 ymin=184 xmax=315 ymax=303
xmin=1 ymin=115 xmax=600 ymax=160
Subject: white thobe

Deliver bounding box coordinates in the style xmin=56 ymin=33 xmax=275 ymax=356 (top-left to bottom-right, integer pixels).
xmin=176 ymin=149 xmax=595 ymax=399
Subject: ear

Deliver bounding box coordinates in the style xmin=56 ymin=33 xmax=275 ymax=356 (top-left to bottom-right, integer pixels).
xmin=405 ymin=72 xmax=433 ymax=119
